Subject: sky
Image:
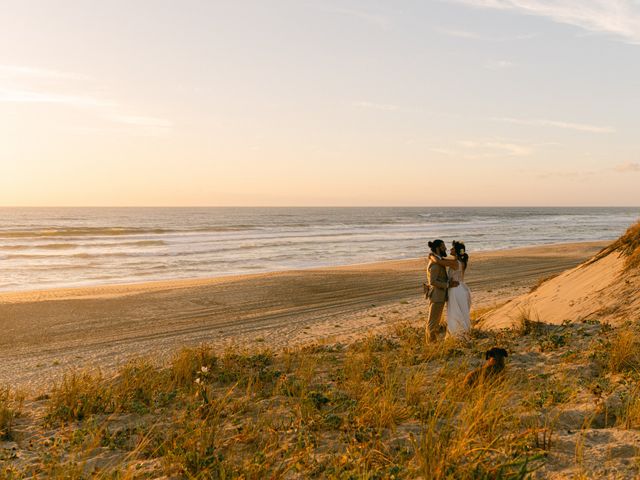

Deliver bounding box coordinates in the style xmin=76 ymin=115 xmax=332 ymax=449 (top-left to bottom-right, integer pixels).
xmin=1 ymin=0 xmax=639 ymax=207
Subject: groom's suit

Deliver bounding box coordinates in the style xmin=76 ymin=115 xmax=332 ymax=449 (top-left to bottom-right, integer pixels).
xmin=426 ymin=255 xmax=449 ymax=342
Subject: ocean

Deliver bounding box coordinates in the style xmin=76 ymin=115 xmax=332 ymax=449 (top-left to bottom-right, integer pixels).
xmin=0 ymin=207 xmax=637 ymax=292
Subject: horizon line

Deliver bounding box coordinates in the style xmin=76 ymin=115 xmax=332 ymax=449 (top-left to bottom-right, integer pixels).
xmin=1 ymin=205 xmax=639 ymax=209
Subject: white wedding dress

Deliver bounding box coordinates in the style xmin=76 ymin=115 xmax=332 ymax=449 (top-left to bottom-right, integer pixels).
xmin=447 ymin=260 xmax=471 ymax=337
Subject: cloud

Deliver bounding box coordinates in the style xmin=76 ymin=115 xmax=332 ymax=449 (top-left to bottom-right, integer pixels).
xmin=534 ymin=162 xmax=640 ymax=179
xmin=110 ymin=115 xmax=173 ymax=129
xmin=491 ymin=116 xmax=615 ymax=133
xmin=0 ymin=65 xmax=171 ymax=134
xmin=448 ymin=0 xmax=640 ymax=45
xmin=614 ymin=162 xmax=640 ymax=172
xmin=352 ymin=101 xmax=400 ymax=111
xmin=459 ymin=140 xmax=532 ymax=156
xmin=437 ymin=27 xmax=537 ymax=41
xmin=430 ymin=139 xmax=533 ymax=159
xmin=535 ymin=169 xmax=598 ymax=180
xmin=429 ymin=147 xmax=457 ymax=156
xmin=0 ymin=87 xmax=115 ymax=108
xmin=0 ymin=65 xmax=90 ymax=81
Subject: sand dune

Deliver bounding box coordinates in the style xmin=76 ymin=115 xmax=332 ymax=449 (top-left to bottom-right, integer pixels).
xmin=0 ymin=242 xmax=604 ymax=390
xmin=481 ymin=223 xmax=640 ymax=329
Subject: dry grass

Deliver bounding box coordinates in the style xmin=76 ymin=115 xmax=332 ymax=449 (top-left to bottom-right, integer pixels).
xmin=5 ymin=319 xmax=640 ymax=478
xmin=605 ymin=327 xmax=640 ymax=374
xmin=585 ymin=220 xmax=640 ymax=270
xmin=618 ymin=384 xmax=640 ymax=430
xmin=0 ymin=387 xmax=22 ymax=441
xmin=616 ymin=221 xmax=640 ymax=270
xmin=1 ymin=326 xmax=549 ymax=479
xmin=45 ymin=360 xmax=175 ymax=424
xmin=470 ymin=304 xmax=504 ymax=326
xmin=512 ymin=307 xmax=546 ymax=337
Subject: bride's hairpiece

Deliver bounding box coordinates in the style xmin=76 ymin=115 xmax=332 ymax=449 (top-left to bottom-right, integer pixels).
xmin=453 ymin=240 xmax=466 ymax=256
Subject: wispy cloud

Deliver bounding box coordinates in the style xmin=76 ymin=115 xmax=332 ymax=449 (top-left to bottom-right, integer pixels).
xmin=448 ymin=0 xmax=640 ymax=45
xmin=535 ymin=169 xmax=598 ymax=180
xmin=430 ymin=139 xmax=533 ymax=159
xmin=534 ymin=162 xmax=640 ymax=180
xmin=110 ymin=115 xmax=173 ymax=128
xmin=614 ymin=162 xmax=640 ymax=172
xmin=459 ymin=140 xmax=532 ymax=156
xmin=0 ymin=87 xmax=115 ymax=108
xmin=0 ymin=65 xmax=90 ymax=81
xmin=0 ymin=64 xmax=171 ymax=134
xmin=437 ymin=27 xmax=536 ymax=41
xmin=491 ymin=116 xmax=615 ymax=133
xmin=352 ymin=101 xmax=401 ymax=111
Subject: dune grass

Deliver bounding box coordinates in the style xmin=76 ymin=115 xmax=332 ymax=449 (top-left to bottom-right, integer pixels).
xmin=604 ymin=326 xmax=640 ymax=374
xmin=2 ymin=326 xmax=550 ymax=479
xmin=4 ymin=319 xmax=640 ymax=478
xmin=586 ymin=220 xmax=640 ymax=270
xmin=616 ymin=221 xmax=640 ymax=270
xmin=0 ymin=387 xmax=22 ymax=441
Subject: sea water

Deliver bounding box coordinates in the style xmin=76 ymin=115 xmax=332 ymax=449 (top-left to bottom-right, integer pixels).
xmin=0 ymin=207 xmax=637 ymax=292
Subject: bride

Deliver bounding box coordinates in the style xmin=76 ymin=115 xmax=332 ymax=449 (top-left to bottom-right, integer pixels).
xmin=429 ymin=241 xmax=471 ymax=337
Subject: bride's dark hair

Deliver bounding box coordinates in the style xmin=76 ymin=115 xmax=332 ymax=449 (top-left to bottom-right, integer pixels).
xmin=452 ymin=241 xmax=469 ymax=270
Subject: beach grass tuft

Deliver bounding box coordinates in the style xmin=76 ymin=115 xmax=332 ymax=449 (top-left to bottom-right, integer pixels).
xmin=0 ymin=387 xmax=22 ymax=441
xmin=586 ymin=220 xmax=640 ymax=270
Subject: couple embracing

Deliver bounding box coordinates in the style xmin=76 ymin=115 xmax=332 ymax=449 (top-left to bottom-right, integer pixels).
xmin=425 ymin=239 xmax=471 ymax=342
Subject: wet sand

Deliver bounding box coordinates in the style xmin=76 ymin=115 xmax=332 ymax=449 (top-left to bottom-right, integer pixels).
xmin=0 ymin=241 xmax=605 ymax=390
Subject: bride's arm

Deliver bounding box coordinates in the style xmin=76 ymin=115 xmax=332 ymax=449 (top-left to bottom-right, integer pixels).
xmin=428 ymin=254 xmax=459 ymax=269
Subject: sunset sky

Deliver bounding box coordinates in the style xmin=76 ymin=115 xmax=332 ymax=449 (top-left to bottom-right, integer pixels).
xmin=1 ymin=0 xmax=639 ymax=207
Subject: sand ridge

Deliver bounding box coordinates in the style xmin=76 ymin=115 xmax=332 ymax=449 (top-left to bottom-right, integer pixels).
xmin=481 ymin=245 xmax=640 ymax=329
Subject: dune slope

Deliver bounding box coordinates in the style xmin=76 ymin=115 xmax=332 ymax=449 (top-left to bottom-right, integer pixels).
xmin=481 ymin=222 xmax=640 ymax=329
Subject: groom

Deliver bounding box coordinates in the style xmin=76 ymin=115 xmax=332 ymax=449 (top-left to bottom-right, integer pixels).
xmin=425 ymin=239 xmax=459 ymax=342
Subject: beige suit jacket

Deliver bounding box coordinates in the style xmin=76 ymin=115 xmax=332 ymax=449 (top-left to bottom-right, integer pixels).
xmin=427 ymin=258 xmax=449 ymax=303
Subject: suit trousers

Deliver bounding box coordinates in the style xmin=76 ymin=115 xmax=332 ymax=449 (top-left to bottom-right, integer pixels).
xmin=426 ymin=301 xmax=445 ymax=342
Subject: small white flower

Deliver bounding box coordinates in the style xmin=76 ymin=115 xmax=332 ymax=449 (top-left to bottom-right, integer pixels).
xmin=201 ymin=366 xmax=209 ymax=373
xmin=195 ymin=377 xmax=201 ymax=384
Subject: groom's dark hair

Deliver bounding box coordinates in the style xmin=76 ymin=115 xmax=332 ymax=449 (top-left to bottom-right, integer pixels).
xmin=428 ymin=239 xmax=445 ymax=254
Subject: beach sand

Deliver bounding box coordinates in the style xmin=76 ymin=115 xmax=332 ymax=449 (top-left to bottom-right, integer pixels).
xmin=0 ymin=241 xmax=605 ymax=390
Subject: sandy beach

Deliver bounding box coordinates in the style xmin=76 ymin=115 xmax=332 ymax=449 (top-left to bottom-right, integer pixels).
xmin=0 ymin=241 xmax=605 ymax=390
